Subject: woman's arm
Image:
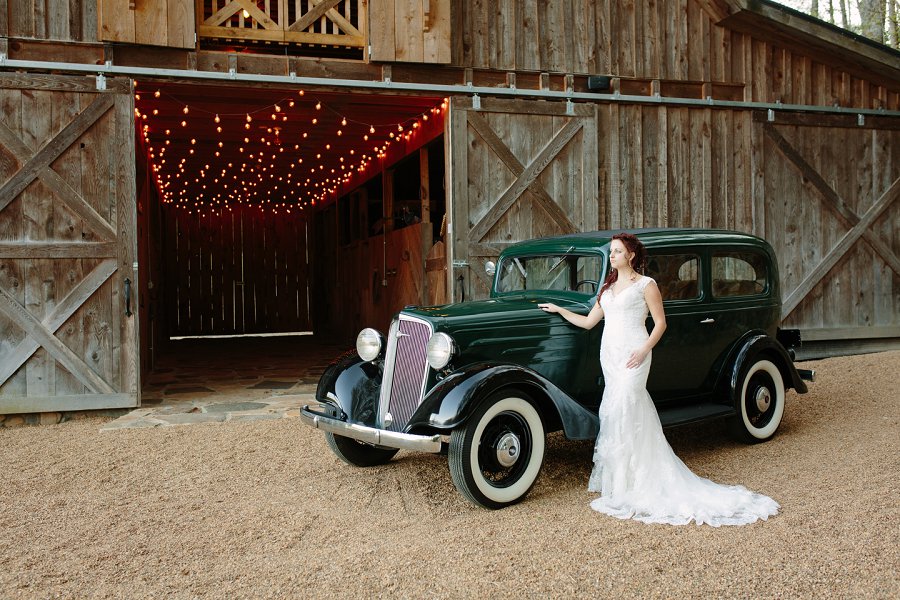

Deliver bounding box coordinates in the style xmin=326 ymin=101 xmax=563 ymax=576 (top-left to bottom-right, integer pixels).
xmin=538 ymin=299 xmax=604 ymax=330
xmin=626 ymin=280 xmax=667 ymax=369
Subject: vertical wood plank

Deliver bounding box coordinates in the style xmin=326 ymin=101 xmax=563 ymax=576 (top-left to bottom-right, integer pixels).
xmin=394 ymin=0 xmax=423 ymax=62
xmin=0 ymin=88 xmax=27 ymax=397
xmin=98 ymin=0 xmax=136 ymax=43
xmin=23 ymin=90 xmax=55 ymax=398
xmin=368 ymin=0 xmax=395 ymax=62
xmin=136 ymin=0 xmax=169 ymax=47
xmin=114 ymin=91 xmax=137 ymax=399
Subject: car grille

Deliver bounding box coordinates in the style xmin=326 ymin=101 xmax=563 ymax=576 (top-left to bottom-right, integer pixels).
xmin=379 ymin=315 xmax=432 ymax=432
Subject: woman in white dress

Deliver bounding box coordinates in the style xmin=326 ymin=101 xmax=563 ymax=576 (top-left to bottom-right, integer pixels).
xmin=538 ymin=233 xmax=779 ymax=526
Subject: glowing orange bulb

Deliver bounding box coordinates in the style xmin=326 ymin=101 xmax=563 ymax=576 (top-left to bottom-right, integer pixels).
xmin=154 ymin=90 xmax=161 ymax=98
xmin=315 ymin=102 xmax=321 ymax=110
xmin=183 ymin=106 xmax=189 ymax=114
xmin=312 ymin=118 xmax=317 ymax=125
xmin=214 ymin=115 xmax=220 ymax=123
xmin=246 ymin=114 xmax=252 ymax=122
xmin=181 ymin=120 xmax=187 ymax=127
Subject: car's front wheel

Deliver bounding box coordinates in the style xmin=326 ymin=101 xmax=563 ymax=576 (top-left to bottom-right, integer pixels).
xmin=730 ymin=358 xmax=785 ymax=443
xmin=325 ymin=432 xmax=399 ymax=467
xmin=448 ymin=392 xmax=545 ymax=509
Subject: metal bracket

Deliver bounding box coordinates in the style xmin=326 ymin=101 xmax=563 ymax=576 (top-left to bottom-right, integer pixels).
xmin=857 ymin=114 xmax=865 ymax=126
xmin=96 ymin=73 xmax=107 ymax=90
xmin=451 ymin=260 xmax=469 ymax=268
xmin=767 ymin=109 xmax=775 ymax=122
xmin=472 ymin=94 xmax=481 ymax=110
xmin=566 ymin=99 xmax=574 ymax=115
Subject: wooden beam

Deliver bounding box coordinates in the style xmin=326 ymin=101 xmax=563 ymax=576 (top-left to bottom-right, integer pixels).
xmin=0 ymin=285 xmax=117 ymax=394
xmin=0 ymin=120 xmax=117 ymax=240
xmin=0 ymin=259 xmax=117 ymax=387
xmin=0 ymin=242 xmax=117 ymax=259
xmin=0 ymin=394 xmax=135 ymax=414
xmin=782 ymin=175 xmax=900 ymax=318
xmin=469 ymin=118 xmax=584 ymax=242
xmin=764 ymin=124 xmax=900 ymax=278
xmin=466 ymin=111 xmax=579 ymax=235
xmin=0 ymin=94 xmax=115 ymax=214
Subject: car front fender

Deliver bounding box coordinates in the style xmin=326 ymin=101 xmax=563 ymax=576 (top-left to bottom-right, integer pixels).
xmin=316 ymin=352 xmax=383 ymax=427
xmin=728 ymin=334 xmax=808 ymax=398
xmin=406 ymin=362 xmax=599 ymax=440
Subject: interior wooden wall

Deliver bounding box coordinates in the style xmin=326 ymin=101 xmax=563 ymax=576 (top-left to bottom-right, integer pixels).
xmin=161 ymin=204 xmax=311 ymax=337
xmin=314 ymin=214 xmax=432 ymax=343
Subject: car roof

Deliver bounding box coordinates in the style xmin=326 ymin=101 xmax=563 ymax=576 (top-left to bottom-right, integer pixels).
xmin=502 ymin=228 xmax=771 ymax=255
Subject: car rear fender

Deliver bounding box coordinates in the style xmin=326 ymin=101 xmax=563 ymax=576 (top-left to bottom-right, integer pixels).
xmin=727 ymin=334 xmax=808 ymax=399
xmin=406 ymin=363 xmax=599 ymax=440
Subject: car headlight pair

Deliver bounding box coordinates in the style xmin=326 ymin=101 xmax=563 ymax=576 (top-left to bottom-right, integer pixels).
xmin=355 ymin=328 xmax=455 ymax=370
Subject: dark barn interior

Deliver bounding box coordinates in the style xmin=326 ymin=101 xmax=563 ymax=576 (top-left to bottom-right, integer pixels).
xmin=133 ymin=82 xmax=447 ymax=380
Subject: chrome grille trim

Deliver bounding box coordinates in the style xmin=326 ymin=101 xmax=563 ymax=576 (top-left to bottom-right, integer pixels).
xmin=378 ymin=315 xmax=432 ymax=432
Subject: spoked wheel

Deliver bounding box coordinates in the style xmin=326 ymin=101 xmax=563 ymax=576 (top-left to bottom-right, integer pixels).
xmin=730 ymin=359 xmax=785 ymax=443
xmin=325 ymin=432 xmax=399 ymax=467
xmin=448 ymin=392 xmax=545 ymax=509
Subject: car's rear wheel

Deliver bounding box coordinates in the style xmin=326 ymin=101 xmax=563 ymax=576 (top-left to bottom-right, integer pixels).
xmin=730 ymin=359 xmax=785 ymax=443
xmin=325 ymin=432 xmax=399 ymax=467
xmin=448 ymin=392 xmax=545 ymax=509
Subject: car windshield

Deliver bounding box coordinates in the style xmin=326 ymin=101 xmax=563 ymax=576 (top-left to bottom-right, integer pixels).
xmin=495 ymin=253 xmax=605 ymax=294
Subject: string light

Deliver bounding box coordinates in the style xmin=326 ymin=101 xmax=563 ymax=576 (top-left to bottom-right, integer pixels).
xmin=137 ymin=87 xmax=444 ymax=214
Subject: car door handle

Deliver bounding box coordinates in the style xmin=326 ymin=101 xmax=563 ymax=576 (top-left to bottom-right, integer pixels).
xmin=700 ymin=317 xmax=715 ymax=324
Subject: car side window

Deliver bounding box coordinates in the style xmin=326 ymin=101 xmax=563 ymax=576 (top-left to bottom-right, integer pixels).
xmin=712 ymin=252 xmax=767 ymax=298
xmin=646 ymin=254 xmax=700 ymax=301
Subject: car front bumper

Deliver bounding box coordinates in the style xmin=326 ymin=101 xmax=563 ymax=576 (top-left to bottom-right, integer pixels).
xmin=299 ymin=404 xmax=443 ymax=453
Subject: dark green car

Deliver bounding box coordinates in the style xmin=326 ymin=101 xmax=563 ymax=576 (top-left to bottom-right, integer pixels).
xmin=301 ymin=228 xmax=813 ymax=509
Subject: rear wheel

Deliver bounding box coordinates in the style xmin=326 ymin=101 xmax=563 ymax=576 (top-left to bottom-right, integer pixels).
xmin=448 ymin=392 xmax=545 ymax=509
xmin=730 ymin=359 xmax=785 ymax=443
xmin=325 ymin=432 xmax=399 ymax=467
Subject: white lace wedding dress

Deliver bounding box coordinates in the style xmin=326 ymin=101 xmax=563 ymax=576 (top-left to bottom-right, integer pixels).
xmin=587 ymin=275 xmax=779 ymax=526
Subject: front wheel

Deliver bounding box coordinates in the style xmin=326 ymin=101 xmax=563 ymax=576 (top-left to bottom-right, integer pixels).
xmin=729 ymin=359 xmax=785 ymax=443
xmin=448 ymin=392 xmax=545 ymax=509
xmin=325 ymin=432 xmax=399 ymax=467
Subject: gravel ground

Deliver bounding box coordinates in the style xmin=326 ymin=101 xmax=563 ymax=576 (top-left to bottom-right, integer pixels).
xmin=1 ymin=351 xmax=898 ymax=599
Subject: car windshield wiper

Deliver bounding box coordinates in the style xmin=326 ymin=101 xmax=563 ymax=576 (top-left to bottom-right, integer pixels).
xmin=546 ymin=246 xmax=575 ymax=276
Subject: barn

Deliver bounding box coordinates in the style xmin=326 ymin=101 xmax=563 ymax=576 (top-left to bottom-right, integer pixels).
xmin=1 ymin=0 xmax=898 ymax=416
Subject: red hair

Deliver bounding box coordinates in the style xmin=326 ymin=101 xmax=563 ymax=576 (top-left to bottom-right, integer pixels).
xmin=598 ymin=233 xmax=648 ymax=298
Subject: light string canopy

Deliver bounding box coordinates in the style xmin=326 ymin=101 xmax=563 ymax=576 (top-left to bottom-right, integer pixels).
xmin=134 ymin=84 xmax=447 ymax=217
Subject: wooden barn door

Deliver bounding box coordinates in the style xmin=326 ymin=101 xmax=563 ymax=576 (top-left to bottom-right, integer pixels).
xmin=447 ymin=97 xmax=598 ymax=301
xmin=755 ymin=113 xmax=900 ymax=346
xmin=0 ymin=74 xmax=138 ymax=414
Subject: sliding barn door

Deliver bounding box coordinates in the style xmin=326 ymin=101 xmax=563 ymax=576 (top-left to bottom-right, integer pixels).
xmin=754 ymin=114 xmax=900 ymax=345
xmin=447 ymin=96 xmax=598 ymax=300
xmin=0 ymin=74 xmax=138 ymax=414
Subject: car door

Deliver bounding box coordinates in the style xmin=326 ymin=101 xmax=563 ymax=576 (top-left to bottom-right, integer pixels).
xmin=645 ymin=252 xmax=714 ymax=404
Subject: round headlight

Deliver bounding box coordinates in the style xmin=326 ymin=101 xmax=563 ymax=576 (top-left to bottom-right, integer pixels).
xmin=426 ymin=332 xmax=455 ymax=370
xmin=356 ymin=328 xmax=383 ymax=362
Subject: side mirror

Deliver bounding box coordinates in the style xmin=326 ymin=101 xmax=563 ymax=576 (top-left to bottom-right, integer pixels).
xmin=485 ymin=261 xmax=496 ymax=276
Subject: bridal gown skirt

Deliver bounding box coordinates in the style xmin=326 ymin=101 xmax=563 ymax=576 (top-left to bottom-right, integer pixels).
xmin=588 ymin=279 xmax=779 ymax=527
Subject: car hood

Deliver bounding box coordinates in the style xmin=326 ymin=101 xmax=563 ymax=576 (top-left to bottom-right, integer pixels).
xmin=403 ymin=294 xmax=592 ymax=331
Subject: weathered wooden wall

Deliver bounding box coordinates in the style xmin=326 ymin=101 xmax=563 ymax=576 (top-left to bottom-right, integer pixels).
xmin=453 ymin=0 xmax=899 ymax=110
xmin=3 ymin=0 xmax=98 ymax=41
xmin=597 ymin=105 xmax=900 ymax=340
xmin=162 ymin=204 xmax=311 ymax=337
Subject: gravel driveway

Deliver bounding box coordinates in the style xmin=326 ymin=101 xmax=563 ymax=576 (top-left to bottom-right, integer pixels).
xmin=2 ymin=351 xmax=898 ymax=599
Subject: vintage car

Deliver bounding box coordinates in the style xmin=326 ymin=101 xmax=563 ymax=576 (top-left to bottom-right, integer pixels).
xmin=301 ymin=229 xmax=815 ymax=509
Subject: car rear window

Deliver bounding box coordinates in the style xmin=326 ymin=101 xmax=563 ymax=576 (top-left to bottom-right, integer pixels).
xmin=646 ymin=254 xmax=700 ymax=301
xmin=712 ymin=252 xmax=768 ymax=297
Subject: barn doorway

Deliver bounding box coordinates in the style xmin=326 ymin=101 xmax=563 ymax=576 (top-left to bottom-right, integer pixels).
xmin=134 ymin=82 xmax=447 ymax=391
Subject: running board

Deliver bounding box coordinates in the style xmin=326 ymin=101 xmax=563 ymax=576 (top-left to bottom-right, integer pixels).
xmin=658 ymin=403 xmax=735 ymax=428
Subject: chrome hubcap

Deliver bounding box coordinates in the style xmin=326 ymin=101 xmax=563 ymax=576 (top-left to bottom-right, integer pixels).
xmin=754 ymin=387 xmax=772 ymax=413
xmin=495 ymin=432 xmax=520 ymax=468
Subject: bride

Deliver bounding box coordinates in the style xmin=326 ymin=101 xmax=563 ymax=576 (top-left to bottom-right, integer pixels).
xmin=538 ymin=233 xmax=779 ymax=526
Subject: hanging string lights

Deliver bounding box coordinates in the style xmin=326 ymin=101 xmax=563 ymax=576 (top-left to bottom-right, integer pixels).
xmin=135 ymin=84 xmax=447 ymax=217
